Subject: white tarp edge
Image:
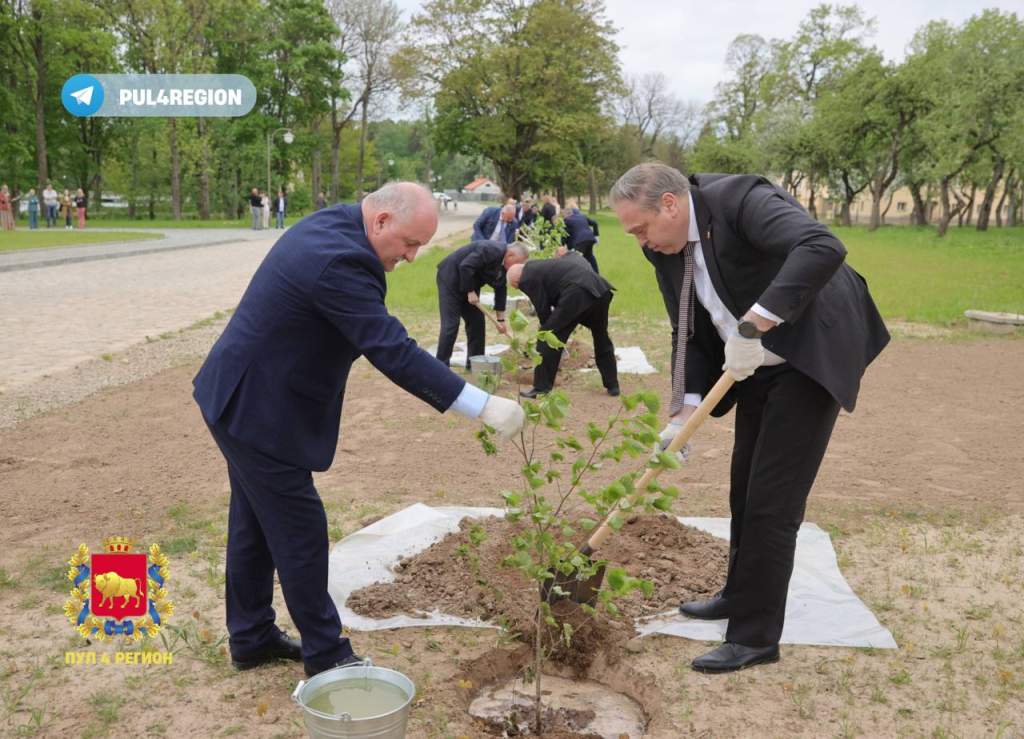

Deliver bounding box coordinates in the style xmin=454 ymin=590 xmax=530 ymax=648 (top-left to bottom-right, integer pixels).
xmin=327 ymin=504 xmax=897 ymax=649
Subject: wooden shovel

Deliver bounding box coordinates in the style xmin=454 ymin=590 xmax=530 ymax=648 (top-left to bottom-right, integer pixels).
xmin=542 ymin=372 xmax=736 ymax=605
xmin=475 ymin=302 xmax=512 ymax=337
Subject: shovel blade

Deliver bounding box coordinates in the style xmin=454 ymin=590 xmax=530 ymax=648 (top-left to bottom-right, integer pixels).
xmin=540 ymin=562 xmax=606 ymax=606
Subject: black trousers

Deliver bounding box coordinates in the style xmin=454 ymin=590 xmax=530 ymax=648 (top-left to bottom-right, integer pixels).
xmin=435 ymin=277 xmax=486 ymax=369
xmin=722 ymin=363 xmax=840 ymax=646
xmin=571 ymin=239 xmax=599 ymax=273
xmin=533 ymin=291 xmax=618 ymax=391
xmin=206 ymin=421 xmax=354 ymax=673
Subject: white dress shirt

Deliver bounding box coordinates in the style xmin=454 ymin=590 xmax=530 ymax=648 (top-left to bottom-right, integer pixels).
xmin=683 ymin=192 xmax=784 ymax=407
xmin=490 ymin=217 xmax=504 ymax=241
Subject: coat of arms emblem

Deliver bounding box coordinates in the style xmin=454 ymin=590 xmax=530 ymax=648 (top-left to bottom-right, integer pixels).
xmin=64 ymin=537 xmax=174 ymax=641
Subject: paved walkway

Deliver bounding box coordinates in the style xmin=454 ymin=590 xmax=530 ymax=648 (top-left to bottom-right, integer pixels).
xmin=0 ymin=206 xmax=482 ymax=391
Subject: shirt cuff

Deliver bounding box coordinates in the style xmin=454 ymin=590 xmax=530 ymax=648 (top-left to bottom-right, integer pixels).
xmin=448 ymin=382 xmax=489 ymax=419
xmin=751 ymin=303 xmax=785 ymax=325
xmin=683 ymin=392 xmax=702 ymax=408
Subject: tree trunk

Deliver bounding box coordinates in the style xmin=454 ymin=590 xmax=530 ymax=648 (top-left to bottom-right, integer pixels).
xmin=312 ymin=147 xmax=321 ymax=205
xmin=196 ymin=118 xmax=211 ymax=220
xmin=976 ymin=158 xmax=1005 ymax=232
xmin=235 ymin=167 xmax=243 ymax=219
xmin=839 ymin=201 xmax=851 ymax=227
xmin=880 ymin=189 xmax=895 ymax=225
xmin=355 ymin=98 xmax=369 ymax=199
xmin=149 ymin=144 xmax=157 ymax=220
xmin=909 ymin=183 xmax=928 ymax=226
xmin=587 ymin=167 xmax=597 ymax=215
xmin=868 ymin=185 xmax=883 ymax=231
xmin=32 ymin=27 xmax=49 ymax=190
xmin=807 ymin=180 xmax=818 ymax=220
xmin=169 ymin=118 xmax=182 ymax=219
xmin=961 ymin=183 xmax=976 ymax=226
xmin=1009 ymin=178 xmax=1021 ymax=227
xmin=937 ymin=178 xmax=952 ymax=237
xmin=996 ymin=169 xmax=1014 ymax=228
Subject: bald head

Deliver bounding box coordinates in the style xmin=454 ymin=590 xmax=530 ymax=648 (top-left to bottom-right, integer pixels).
xmin=500 ymin=204 xmax=516 ymax=222
xmin=506 ymin=262 xmax=525 ymax=289
xmin=361 ymin=182 xmax=438 ymax=271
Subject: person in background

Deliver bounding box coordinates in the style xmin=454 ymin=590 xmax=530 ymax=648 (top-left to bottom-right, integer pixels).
xmin=61 ymin=189 xmax=74 ymax=230
xmin=435 ymin=241 xmax=529 ymax=369
xmin=0 ymin=184 xmax=14 ymax=231
xmin=193 ymin=182 xmax=524 ymax=679
xmin=261 ymin=190 xmax=271 ymax=230
xmin=561 ymin=197 xmax=600 ymax=272
xmin=273 ymin=188 xmax=287 ymax=229
xmin=540 ymin=194 xmax=558 ymax=224
xmin=26 ymin=188 xmax=40 ymax=230
xmin=42 ymin=182 xmax=59 ymax=228
xmin=74 ymin=188 xmax=87 ymax=229
xmin=507 ymin=250 xmax=620 ymax=399
xmin=315 ymin=191 xmax=327 ymax=211
xmin=471 ymin=203 xmax=519 ymax=244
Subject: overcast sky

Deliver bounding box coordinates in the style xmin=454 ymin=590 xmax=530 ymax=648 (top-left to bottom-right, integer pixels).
xmin=391 ymin=0 xmax=1021 ymax=106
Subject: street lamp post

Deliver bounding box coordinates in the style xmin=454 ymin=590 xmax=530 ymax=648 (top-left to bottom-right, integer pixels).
xmin=267 ymin=127 xmax=294 ymax=197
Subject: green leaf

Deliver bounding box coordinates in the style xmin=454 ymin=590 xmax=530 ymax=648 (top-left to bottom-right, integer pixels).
xmin=509 ymin=310 xmax=529 ymax=333
xmin=586 ymin=422 xmax=604 ymax=444
xmin=536 ymin=330 xmax=565 ymax=350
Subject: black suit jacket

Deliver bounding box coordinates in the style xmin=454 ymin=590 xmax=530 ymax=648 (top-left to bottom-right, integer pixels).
xmin=644 ymin=173 xmax=889 ymax=415
xmin=436 ymin=240 xmax=509 ymax=311
xmin=518 ymin=252 xmax=613 ymax=332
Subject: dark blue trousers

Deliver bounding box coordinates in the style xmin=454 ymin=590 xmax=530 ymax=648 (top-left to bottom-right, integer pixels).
xmin=206 ymin=421 xmax=353 ymax=672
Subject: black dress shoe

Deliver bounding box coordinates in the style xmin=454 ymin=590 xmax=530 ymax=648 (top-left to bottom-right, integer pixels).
xmin=519 ymin=387 xmax=548 ymax=399
xmin=679 ymin=592 xmax=730 ymax=620
xmin=231 ymin=630 xmax=302 ymax=670
xmin=304 ymin=653 xmax=367 ymax=678
xmin=607 ymin=386 xmax=621 ymax=397
xmin=691 ymin=642 xmax=779 ymax=673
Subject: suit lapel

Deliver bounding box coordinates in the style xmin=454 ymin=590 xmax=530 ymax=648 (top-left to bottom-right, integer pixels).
xmin=691 ymin=187 xmax=740 ymax=317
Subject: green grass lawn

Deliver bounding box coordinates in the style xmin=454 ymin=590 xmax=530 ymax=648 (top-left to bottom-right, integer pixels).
xmin=0 ymin=230 xmax=163 ymax=253
xmin=387 ymin=215 xmax=1024 ymax=326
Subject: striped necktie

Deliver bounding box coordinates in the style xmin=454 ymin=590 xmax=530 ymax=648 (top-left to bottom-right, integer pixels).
xmin=669 ymin=241 xmax=698 ymax=416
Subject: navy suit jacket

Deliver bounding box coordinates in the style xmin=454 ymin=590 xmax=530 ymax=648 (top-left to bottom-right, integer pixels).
xmin=472 ymin=207 xmax=519 ymax=243
xmin=193 ymin=203 xmax=465 ymax=471
xmin=562 ymin=209 xmax=598 ymax=248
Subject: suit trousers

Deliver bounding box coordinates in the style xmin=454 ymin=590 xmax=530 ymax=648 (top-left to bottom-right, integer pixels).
xmin=533 ymin=291 xmax=618 ymax=391
xmin=722 ymin=363 xmax=840 ymax=646
xmin=435 ymin=277 xmax=486 ymax=369
xmin=205 ymin=420 xmax=354 ymax=672
xmin=571 ymin=239 xmax=599 ymax=273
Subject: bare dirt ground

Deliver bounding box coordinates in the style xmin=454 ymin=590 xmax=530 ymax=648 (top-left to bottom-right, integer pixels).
xmin=0 ymin=324 xmax=1022 ymax=738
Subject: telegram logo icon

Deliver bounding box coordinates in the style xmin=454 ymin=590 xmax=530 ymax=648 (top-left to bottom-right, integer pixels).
xmin=61 ymin=74 xmax=105 ymax=117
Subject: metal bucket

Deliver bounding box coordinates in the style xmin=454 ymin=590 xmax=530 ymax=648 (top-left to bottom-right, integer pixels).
xmin=469 ymin=354 xmax=502 ymax=381
xmin=291 ymin=660 xmax=414 ymax=739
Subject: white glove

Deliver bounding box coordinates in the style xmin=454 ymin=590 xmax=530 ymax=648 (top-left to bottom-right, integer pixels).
xmin=723 ymin=333 xmax=764 ymax=381
xmin=479 ymin=395 xmax=525 ymax=440
xmin=657 ymin=422 xmax=691 ymax=462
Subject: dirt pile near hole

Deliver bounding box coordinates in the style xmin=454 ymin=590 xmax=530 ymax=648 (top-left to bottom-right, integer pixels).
xmin=347 ymin=513 xmax=729 ymax=656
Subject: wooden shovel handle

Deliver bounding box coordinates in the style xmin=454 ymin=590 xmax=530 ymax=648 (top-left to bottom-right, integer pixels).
xmin=475 ymin=303 xmax=511 ymax=337
xmin=585 ymin=372 xmax=736 ymax=553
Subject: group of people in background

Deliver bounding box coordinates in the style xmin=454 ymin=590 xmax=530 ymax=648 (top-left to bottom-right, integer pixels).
xmin=248 ymin=187 xmax=288 ymax=230
xmin=0 ymin=182 xmax=87 ymax=231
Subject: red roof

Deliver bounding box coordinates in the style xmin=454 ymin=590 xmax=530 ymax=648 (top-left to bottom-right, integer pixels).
xmin=463 ymin=177 xmax=495 ymax=192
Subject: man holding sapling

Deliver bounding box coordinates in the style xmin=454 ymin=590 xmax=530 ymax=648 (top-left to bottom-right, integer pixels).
xmin=435 ymin=240 xmax=529 ymax=369
xmin=506 ymin=250 xmax=620 ymax=399
xmin=193 ymin=182 xmax=524 ymax=679
xmin=610 ymin=162 xmax=889 ymax=673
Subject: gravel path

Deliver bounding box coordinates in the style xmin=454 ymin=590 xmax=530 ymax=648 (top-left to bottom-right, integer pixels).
xmin=0 ymin=208 xmax=480 ymax=428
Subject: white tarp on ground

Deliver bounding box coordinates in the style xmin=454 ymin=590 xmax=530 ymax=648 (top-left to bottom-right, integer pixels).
xmin=327 ymin=504 xmax=897 ymax=649
xmin=423 ymin=342 xmax=657 ymax=375
xmin=423 ymin=341 xmax=510 ymax=367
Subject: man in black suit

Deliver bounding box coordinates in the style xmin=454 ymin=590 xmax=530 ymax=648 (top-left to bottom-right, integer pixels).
xmin=435 ymin=241 xmax=529 ymax=368
xmin=507 ymin=251 xmax=620 ymax=398
xmin=610 ymin=162 xmax=889 ymax=673
xmin=472 ymin=204 xmax=519 ymax=244
xmin=193 ymin=182 xmax=525 ymax=678
xmin=561 ymin=198 xmax=601 ymax=272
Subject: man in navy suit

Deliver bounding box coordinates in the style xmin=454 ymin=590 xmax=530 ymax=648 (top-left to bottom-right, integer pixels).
xmin=472 ymin=204 xmax=519 ymax=244
xmin=193 ymin=182 xmax=525 ymax=678
xmin=561 ymin=198 xmax=601 ymax=272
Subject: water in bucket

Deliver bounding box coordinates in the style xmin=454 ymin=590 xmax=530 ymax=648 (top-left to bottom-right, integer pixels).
xmin=306 ymin=678 xmax=409 ymax=719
